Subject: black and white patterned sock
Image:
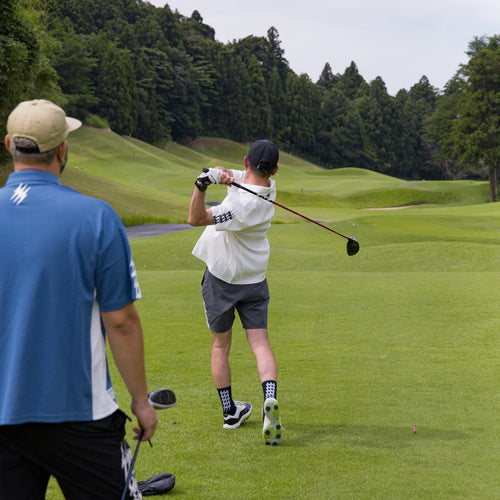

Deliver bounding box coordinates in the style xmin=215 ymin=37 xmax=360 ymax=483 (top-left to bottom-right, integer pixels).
xmin=218 ymin=386 xmax=236 ymax=415
xmin=262 ymin=380 xmax=277 ymax=400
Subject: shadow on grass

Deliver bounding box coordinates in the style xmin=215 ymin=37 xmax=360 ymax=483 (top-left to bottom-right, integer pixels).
xmin=282 ymin=423 xmax=471 ymax=448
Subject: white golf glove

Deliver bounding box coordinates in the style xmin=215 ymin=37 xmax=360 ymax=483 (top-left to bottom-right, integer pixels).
xmin=195 ymin=168 xmax=221 ymax=191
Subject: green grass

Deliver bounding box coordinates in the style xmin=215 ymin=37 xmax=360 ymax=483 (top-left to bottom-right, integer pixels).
xmin=125 ymin=222 xmax=500 ymax=499
xmin=8 ymin=129 xmax=500 ymax=498
xmin=61 ymin=129 xmax=490 ymax=226
xmin=58 ymin=226 xmax=500 ymax=500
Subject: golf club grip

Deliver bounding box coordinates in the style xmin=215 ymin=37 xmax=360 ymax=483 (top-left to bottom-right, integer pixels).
xmin=121 ymin=429 xmax=144 ymax=500
xmin=231 ymin=181 xmax=349 ymax=240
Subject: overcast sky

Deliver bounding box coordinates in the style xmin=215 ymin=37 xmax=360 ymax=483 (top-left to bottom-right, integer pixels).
xmin=148 ymin=0 xmax=500 ymax=96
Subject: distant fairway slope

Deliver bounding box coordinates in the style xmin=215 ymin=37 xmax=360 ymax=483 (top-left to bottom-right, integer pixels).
xmin=61 ymin=128 xmax=490 ymax=227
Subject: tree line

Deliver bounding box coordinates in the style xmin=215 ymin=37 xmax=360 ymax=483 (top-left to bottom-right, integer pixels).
xmin=2 ymin=0 xmax=500 ymax=198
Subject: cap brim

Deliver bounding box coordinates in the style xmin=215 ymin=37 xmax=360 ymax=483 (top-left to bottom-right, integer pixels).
xmin=66 ymin=117 xmax=82 ymax=133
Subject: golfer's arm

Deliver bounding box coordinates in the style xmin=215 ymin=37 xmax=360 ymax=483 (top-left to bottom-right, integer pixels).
xmin=102 ymin=302 xmax=149 ymax=405
xmin=188 ymin=187 xmax=214 ymax=226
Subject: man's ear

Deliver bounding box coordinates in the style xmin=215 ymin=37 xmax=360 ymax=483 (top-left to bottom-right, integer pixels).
xmin=57 ymin=140 xmax=68 ymax=161
xmin=244 ymin=156 xmax=249 ymax=170
xmin=4 ymin=135 xmax=12 ymax=153
xmin=271 ymin=164 xmax=279 ymax=176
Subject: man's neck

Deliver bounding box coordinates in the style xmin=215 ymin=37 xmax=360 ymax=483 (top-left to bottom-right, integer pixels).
xmin=14 ymin=163 xmax=60 ymax=177
xmin=243 ymin=170 xmax=271 ymax=187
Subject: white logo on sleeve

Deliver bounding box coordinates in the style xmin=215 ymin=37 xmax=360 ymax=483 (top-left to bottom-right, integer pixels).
xmin=130 ymin=259 xmax=142 ymax=299
xmin=10 ymin=183 xmax=31 ymax=205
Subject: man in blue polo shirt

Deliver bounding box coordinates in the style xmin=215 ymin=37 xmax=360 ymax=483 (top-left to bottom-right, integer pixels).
xmin=0 ymin=100 xmax=157 ymax=499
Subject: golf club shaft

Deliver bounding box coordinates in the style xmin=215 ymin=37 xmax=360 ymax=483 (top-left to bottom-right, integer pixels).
xmin=231 ymin=181 xmax=351 ymax=240
xmin=121 ymin=428 xmax=144 ymax=500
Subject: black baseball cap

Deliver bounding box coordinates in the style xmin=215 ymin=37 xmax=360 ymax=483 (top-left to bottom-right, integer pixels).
xmin=247 ymin=139 xmax=279 ymax=173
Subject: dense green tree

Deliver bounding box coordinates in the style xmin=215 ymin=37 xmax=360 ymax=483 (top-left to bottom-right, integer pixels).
xmin=134 ymin=47 xmax=173 ymax=144
xmin=154 ymin=3 xmax=182 ymax=46
xmin=267 ymin=27 xmax=286 ymax=64
xmin=408 ymin=75 xmax=437 ymax=106
xmin=50 ymin=21 xmax=98 ymax=120
xmin=340 ymin=107 xmax=372 ymax=168
xmin=95 ymin=42 xmax=136 ymax=135
xmin=167 ymin=47 xmax=208 ymax=140
xmin=317 ymin=63 xmax=339 ymax=91
xmin=178 ymin=26 xmax=217 ymax=140
xmin=266 ymin=27 xmax=289 ymax=82
xmin=227 ymin=53 xmax=254 ymax=140
xmin=185 ymin=10 xmax=215 ymax=40
xmin=246 ymin=55 xmax=272 ymax=138
xmin=424 ymin=76 xmax=464 ymax=178
xmin=392 ymin=76 xmax=439 ymax=179
xmin=3 ymin=0 xmax=455 ymax=182
xmin=282 ymin=74 xmax=319 ymax=154
xmin=130 ymin=15 xmax=165 ymax=50
xmin=356 ymin=77 xmax=397 ymax=173
xmin=267 ymin=66 xmax=287 ymax=139
xmin=336 ymin=61 xmax=369 ymax=99
xmin=316 ymin=87 xmax=350 ymax=166
xmin=0 ymin=0 xmax=60 ymax=162
xmin=452 ymin=35 xmax=500 ymax=201
xmin=208 ymin=47 xmax=252 ymax=141
xmin=20 ymin=0 xmax=60 ymax=100
xmin=48 ymin=0 xmax=126 ymax=33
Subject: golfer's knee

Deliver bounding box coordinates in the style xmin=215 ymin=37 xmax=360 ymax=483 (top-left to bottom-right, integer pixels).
xmin=212 ymin=330 xmax=232 ymax=349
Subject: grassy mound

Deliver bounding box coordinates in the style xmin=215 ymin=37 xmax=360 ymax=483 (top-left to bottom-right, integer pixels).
xmin=57 ymin=128 xmax=491 ymax=226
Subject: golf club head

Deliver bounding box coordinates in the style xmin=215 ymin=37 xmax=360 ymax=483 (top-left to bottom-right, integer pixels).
xmin=346 ymin=237 xmax=360 ymax=256
xmin=148 ymin=388 xmax=177 ymax=409
xmin=138 ymin=473 xmax=175 ymax=495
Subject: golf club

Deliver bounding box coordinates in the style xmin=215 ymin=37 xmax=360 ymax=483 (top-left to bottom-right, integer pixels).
xmin=121 ymin=388 xmax=177 ymax=499
xmin=121 ymin=429 xmax=144 ymax=500
xmin=224 ymin=174 xmax=360 ymax=256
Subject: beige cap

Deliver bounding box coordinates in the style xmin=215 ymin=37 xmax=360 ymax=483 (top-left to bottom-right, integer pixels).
xmin=7 ymin=99 xmax=82 ymax=152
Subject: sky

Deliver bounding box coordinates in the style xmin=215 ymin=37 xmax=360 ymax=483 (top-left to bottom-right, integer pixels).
xmin=148 ymin=0 xmax=500 ymax=96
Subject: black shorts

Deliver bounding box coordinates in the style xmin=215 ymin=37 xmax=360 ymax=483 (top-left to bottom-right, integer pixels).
xmin=0 ymin=410 xmax=141 ymax=500
xmin=201 ymin=269 xmax=269 ymax=332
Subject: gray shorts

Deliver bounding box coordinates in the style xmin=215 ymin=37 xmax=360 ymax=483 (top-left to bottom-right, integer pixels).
xmin=201 ymin=269 xmax=269 ymax=332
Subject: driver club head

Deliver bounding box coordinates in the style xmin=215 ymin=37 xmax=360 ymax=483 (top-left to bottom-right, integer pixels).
xmin=346 ymin=237 xmax=360 ymax=256
xmin=148 ymin=388 xmax=177 ymax=409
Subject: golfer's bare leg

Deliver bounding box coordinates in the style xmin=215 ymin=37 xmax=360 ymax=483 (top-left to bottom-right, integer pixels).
xmin=211 ymin=329 xmax=232 ymax=388
xmin=246 ymin=329 xmax=277 ymax=382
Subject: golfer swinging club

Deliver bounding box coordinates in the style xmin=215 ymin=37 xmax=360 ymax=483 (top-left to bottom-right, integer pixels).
xmin=188 ymin=139 xmax=283 ymax=445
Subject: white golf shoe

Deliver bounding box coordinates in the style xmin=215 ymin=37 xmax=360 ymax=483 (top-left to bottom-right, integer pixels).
xmin=262 ymin=397 xmax=283 ymax=445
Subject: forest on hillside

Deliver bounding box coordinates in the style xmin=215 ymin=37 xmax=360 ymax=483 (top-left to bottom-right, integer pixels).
xmin=2 ymin=0 xmax=500 ymax=194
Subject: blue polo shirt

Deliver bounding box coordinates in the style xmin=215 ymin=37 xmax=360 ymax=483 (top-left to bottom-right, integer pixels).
xmin=0 ymin=170 xmax=141 ymax=424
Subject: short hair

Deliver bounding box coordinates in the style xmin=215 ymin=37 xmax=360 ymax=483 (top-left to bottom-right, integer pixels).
xmin=247 ymin=161 xmax=273 ymax=178
xmin=10 ymin=137 xmax=59 ymax=165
